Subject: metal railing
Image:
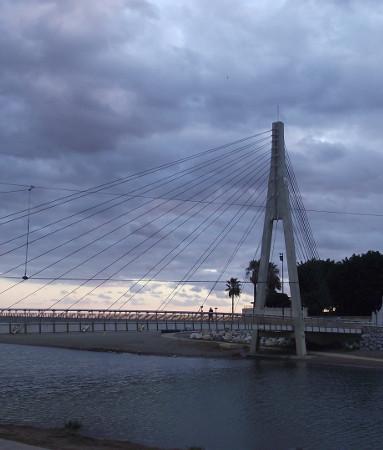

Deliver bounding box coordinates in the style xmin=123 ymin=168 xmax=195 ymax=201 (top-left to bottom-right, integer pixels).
xmin=0 ymin=308 xmax=371 ymax=331
xmin=0 ymin=308 xmax=250 ymax=335
xmin=0 ymin=308 xmax=242 ymax=322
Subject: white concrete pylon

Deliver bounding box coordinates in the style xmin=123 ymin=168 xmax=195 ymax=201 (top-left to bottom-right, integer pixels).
xmin=250 ymin=121 xmax=307 ymax=357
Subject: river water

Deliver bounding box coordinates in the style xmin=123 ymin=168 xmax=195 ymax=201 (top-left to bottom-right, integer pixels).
xmin=0 ymin=343 xmax=382 ymax=450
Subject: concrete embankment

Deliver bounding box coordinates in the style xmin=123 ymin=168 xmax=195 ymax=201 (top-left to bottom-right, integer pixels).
xmin=0 ymin=437 xmax=48 ymax=450
xmin=0 ymin=425 xmax=178 ymax=450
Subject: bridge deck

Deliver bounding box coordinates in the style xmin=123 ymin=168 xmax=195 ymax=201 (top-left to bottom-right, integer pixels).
xmin=0 ymin=309 xmax=368 ymax=335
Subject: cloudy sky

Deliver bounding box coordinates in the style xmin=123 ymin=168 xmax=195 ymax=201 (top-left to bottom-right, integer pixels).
xmin=0 ymin=0 xmax=382 ymax=312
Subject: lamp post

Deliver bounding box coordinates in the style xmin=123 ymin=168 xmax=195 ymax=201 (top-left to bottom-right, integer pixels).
xmin=279 ymin=252 xmax=284 ymax=294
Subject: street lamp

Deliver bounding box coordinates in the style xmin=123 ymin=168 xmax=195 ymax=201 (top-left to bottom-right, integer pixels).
xmin=279 ymin=252 xmax=284 ymax=294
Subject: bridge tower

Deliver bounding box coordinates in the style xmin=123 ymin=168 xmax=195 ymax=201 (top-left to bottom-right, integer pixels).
xmin=250 ymin=121 xmax=307 ymax=357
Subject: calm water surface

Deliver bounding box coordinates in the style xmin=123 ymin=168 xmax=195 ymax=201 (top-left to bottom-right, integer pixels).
xmin=0 ymin=343 xmax=382 ymax=450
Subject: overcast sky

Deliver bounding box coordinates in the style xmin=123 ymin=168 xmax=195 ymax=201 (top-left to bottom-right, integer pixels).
xmin=0 ymin=0 xmax=382 ymax=311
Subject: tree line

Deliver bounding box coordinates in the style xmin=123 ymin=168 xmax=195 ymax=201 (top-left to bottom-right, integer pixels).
xmin=226 ymin=250 xmax=383 ymax=316
xmin=298 ymin=251 xmax=383 ymax=316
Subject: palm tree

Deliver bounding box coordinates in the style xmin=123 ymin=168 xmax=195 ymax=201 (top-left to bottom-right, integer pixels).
xmin=245 ymin=259 xmax=281 ymax=307
xmin=225 ymin=277 xmax=242 ymax=316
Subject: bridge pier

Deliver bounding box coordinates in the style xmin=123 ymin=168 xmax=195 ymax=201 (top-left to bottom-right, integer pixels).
xmin=250 ymin=329 xmax=260 ymax=354
xmin=249 ymin=327 xmax=305 ymax=356
xmin=250 ymin=121 xmax=307 ymax=357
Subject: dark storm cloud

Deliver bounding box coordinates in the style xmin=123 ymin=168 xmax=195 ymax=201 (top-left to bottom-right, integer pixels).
xmin=0 ymin=0 xmax=382 ymax=308
xmin=2 ymin=0 xmax=383 ymax=158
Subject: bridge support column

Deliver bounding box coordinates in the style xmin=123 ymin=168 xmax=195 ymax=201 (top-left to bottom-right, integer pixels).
xmin=250 ymin=328 xmax=260 ymax=354
xmin=249 ymin=121 xmax=306 ymax=357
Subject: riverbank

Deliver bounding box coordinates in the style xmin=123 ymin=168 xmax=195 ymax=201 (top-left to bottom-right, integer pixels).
xmin=0 ymin=331 xmax=246 ymax=358
xmin=0 ymin=424 xmax=189 ymax=450
xmin=1 ymin=331 xmax=383 ymax=369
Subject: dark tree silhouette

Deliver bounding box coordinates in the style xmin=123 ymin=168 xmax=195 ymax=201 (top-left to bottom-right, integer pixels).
xmin=298 ymin=251 xmax=383 ymax=316
xmin=225 ymin=277 xmax=242 ymax=316
xmin=245 ymin=259 xmax=281 ymax=306
xmin=298 ymin=258 xmax=335 ymax=315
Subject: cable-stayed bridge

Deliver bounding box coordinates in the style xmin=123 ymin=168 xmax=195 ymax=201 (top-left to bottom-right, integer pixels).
xmin=0 ymin=121 xmax=370 ymax=355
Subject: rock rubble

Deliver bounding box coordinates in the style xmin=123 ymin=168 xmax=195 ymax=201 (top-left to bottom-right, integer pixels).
xmin=189 ymin=330 xmax=292 ymax=347
xmin=360 ymin=327 xmax=383 ymax=351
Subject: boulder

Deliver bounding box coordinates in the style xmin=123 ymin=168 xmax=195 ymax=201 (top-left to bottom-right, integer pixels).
xmin=190 ymin=332 xmax=203 ymax=340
